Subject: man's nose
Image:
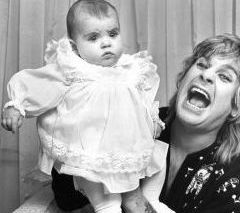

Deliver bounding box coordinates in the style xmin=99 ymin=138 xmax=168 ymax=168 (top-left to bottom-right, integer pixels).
xmin=200 ymin=69 xmax=215 ymax=84
xmin=100 ymin=37 xmax=111 ymax=48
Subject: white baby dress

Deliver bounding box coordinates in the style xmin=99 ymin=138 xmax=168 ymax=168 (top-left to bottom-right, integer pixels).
xmin=5 ymin=38 xmax=168 ymax=193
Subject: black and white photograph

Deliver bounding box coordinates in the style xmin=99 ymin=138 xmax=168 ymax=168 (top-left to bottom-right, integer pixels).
xmin=1 ymin=0 xmax=240 ymax=213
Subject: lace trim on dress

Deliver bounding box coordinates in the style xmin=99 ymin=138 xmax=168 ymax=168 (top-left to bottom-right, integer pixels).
xmin=134 ymin=51 xmax=158 ymax=91
xmin=151 ymin=101 xmax=165 ymax=128
xmin=40 ymin=136 xmax=153 ymax=174
xmin=44 ymin=38 xmax=158 ymax=88
xmin=44 ymin=38 xmax=85 ymax=84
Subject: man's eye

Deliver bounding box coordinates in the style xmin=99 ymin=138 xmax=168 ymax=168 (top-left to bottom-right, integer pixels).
xmin=109 ymin=30 xmax=119 ymax=38
xmin=88 ymin=34 xmax=98 ymax=41
xmin=197 ymin=62 xmax=208 ymax=69
xmin=219 ymin=73 xmax=232 ymax=82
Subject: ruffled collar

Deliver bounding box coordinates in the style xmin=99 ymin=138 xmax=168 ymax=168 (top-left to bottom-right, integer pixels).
xmin=44 ymin=37 xmax=154 ymax=84
xmin=44 ymin=37 xmax=135 ymax=69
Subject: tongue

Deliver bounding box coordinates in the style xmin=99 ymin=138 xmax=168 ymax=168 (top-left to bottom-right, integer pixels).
xmin=189 ymin=97 xmax=206 ymax=108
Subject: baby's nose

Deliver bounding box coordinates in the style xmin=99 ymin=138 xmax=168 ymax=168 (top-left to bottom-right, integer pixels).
xmin=100 ymin=37 xmax=111 ymax=48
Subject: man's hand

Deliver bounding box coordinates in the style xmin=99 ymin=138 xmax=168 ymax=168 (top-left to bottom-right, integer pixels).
xmin=122 ymin=188 xmax=157 ymax=213
xmin=122 ymin=187 xmax=175 ymax=213
xmin=1 ymin=106 xmax=23 ymax=133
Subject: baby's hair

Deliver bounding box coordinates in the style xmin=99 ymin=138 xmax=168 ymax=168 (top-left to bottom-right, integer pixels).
xmin=67 ymin=0 xmax=119 ymax=41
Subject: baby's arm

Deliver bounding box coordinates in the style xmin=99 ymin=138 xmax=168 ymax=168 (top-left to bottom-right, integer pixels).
xmin=1 ymin=106 xmax=23 ymax=133
xmin=141 ymin=139 xmax=169 ymax=212
xmin=5 ymin=63 xmax=68 ymax=118
xmin=141 ymin=164 xmax=166 ymax=212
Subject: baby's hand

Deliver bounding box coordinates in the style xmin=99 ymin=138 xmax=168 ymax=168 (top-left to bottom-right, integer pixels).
xmin=1 ymin=106 xmax=23 ymax=133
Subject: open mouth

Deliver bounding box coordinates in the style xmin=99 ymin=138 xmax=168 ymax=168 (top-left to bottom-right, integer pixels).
xmin=187 ymin=86 xmax=211 ymax=110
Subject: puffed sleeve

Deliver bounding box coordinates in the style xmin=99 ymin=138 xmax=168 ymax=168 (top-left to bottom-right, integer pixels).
xmin=134 ymin=51 xmax=160 ymax=104
xmin=133 ymin=51 xmax=164 ymax=129
xmin=5 ymin=63 xmax=68 ymax=117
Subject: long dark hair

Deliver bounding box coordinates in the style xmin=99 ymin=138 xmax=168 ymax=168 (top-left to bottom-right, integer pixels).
xmin=167 ymin=34 xmax=240 ymax=164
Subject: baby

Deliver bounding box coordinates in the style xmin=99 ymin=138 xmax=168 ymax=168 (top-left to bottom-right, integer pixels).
xmin=1 ymin=0 xmax=168 ymax=212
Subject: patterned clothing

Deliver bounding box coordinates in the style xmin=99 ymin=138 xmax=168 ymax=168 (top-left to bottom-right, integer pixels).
xmin=159 ymin=107 xmax=240 ymax=213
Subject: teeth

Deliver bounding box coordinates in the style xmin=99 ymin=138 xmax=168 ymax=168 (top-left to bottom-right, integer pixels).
xmin=191 ymin=87 xmax=210 ymax=100
xmin=187 ymin=100 xmax=205 ymax=111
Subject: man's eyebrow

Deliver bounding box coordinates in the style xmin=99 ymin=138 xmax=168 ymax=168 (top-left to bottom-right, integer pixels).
xmin=221 ymin=64 xmax=238 ymax=76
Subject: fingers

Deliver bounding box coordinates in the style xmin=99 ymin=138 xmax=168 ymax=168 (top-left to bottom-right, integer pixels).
xmin=1 ymin=117 xmax=21 ymax=133
xmin=1 ymin=117 xmax=14 ymax=133
xmin=7 ymin=118 xmax=13 ymax=131
xmin=1 ymin=118 xmax=8 ymax=130
xmin=1 ymin=107 xmax=23 ymax=133
xmin=1 ymin=118 xmax=12 ymax=132
xmin=18 ymin=116 xmax=23 ymax=127
xmin=11 ymin=116 xmax=20 ymax=133
xmin=12 ymin=115 xmax=23 ymax=133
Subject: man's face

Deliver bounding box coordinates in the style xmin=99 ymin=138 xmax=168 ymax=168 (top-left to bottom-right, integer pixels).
xmin=74 ymin=11 xmax=123 ymax=67
xmin=175 ymin=56 xmax=240 ymax=132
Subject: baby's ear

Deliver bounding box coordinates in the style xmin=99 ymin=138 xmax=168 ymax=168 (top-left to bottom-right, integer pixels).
xmin=69 ymin=39 xmax=79 ymax=55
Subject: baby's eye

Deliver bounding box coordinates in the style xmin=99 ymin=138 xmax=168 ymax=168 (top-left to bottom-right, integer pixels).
xmin=108 ymin=30 xmax=119 ymax=38
xmin=88 ymin=34 xmax=98 ymax=41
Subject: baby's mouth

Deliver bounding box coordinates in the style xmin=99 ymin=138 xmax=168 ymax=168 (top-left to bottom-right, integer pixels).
xmin=187 ymin=86 xmax=211 ymax=110
xmin=102 ymin=52 xmax=114 ymax=58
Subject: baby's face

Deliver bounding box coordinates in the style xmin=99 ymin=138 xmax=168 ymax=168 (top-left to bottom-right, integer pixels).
xmin=75 ymin=11 xmax=123 ymax=67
